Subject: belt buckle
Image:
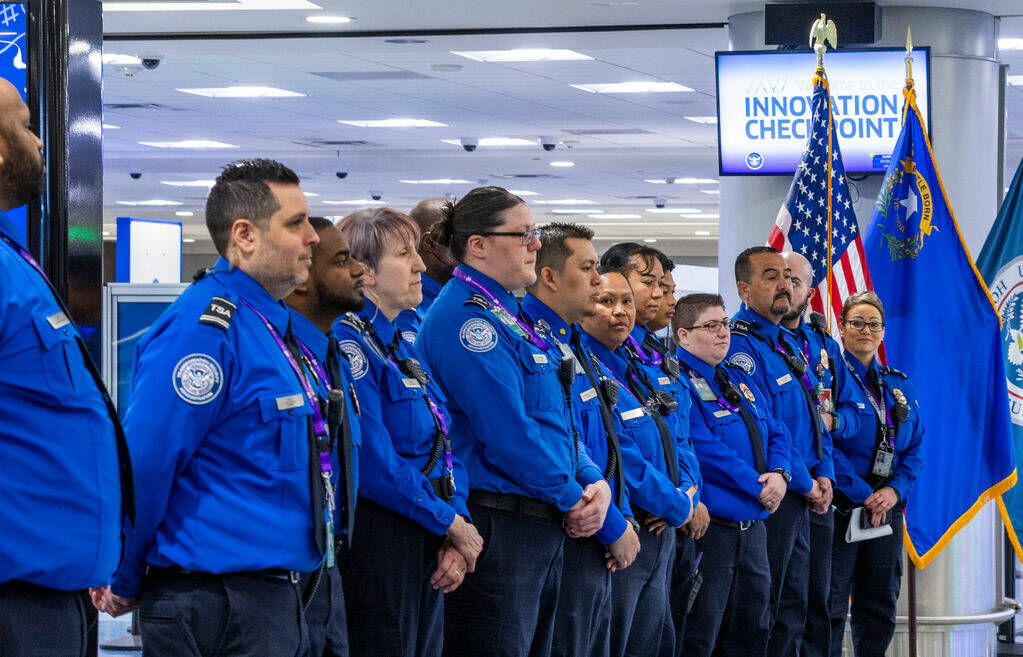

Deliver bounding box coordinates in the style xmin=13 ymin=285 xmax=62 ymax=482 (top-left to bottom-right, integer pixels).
xmin=739 ymin=520 xmax=752 ymax=531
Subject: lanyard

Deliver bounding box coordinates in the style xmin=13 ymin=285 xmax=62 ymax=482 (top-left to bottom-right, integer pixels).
xmin=680 ymin=362 xmax=738 ymax=413
xmin=625 ymin=332 xmax=663 ymax=366
xmin=775 ymin=336 xmax=817 ymax=401
xmin=452 ymin=266 xmax=548 ymax=351
xmin=843 ymin=354 xmax=894 ymax=439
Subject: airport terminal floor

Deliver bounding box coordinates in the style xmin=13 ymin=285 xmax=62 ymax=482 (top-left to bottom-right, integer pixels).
xmin=6 ymin=1 xmax=1023 ymax=656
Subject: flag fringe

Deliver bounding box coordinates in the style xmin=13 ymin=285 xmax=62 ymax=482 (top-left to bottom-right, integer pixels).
xmin=997 ymin=495 xmax=1023 ymax=564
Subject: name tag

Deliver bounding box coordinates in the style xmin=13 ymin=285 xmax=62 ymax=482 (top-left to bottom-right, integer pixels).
xmin=532 ymin=353 xmax=548 ymax=364
xmin=276 ymin=394 xmax=304 ymax=410
xmin=580 ymin=388 xmax=597 ymax=402
xmin=658 ymin=376 xmax=670 ymax=385
xmin=47 ymin=311 xmax=70 ymax=329
xmin=402 ymin=377 xmax=421 ymax=389
xmin=775 ymin=373 xmax=792 ymax=386
xmin=621 ymin=407 xmax=645 ymax=421
xmin=713 ymin=409 xmax=732 ymax=418
xmin=857 ymin=402 xmax=866 ymax=409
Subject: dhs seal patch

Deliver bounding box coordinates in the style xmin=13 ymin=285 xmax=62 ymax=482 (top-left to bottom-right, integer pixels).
xmin=729 ymin=352 xmax=756 ymax=375
xmin=173 ymin=354 xmax=223 ymax=405
xmin=340 ymin=340 xmax=369 ymax=380
xmin=992 ymin=255 xmax=1023 ymax=427
xmin=401 ymin=331 xmax=418 ymax=345
xmin=459 ymin=318 xmax=498 ymax=353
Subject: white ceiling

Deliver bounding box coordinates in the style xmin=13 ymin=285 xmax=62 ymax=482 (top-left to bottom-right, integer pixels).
xmin=98 ymin=0 xmax=1023 ymax=261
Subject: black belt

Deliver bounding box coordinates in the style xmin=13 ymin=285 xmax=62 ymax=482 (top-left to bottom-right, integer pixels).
xmin=710 ymin=515 xmax=758 ymax=531
xmin=147 ymin=565 xmax=302 ymax=584
xmin=467 ymin=490 xmax=561 ymax=522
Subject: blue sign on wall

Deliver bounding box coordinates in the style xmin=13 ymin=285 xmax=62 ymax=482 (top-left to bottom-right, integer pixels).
xmin=0 ymin=3 xmax=28 ymax=239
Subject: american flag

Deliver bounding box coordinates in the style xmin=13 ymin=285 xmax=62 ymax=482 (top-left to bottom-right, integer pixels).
xmin=768 ymin=73 xmax=874 ymax=336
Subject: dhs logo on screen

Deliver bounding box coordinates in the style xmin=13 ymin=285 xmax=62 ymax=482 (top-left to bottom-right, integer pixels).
xmin=746 ymin=152 xmax=764 ymax=170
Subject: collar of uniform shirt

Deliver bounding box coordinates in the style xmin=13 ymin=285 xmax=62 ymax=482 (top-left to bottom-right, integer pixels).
xmin=421 ymin=271 xmax=442 ymax=302
xmin=288 ymin=307 xmax=330 ymax=361
xmin=520 ymin=293 xmax=572 ymax=341
xmin=453 ymin=263 xmax=519 ymax=308
xmin=211 ymin=256 xmax=291 ymax=334
xmin=0 ymin=210 xmax=25 ymax=248
xmin=358 ymin=297 xmax=401 ymax=347
xmin=580 ymin=330 xmax=631 ymax=380
xmin=675 ymin=345 xmax=718 ymax=384
xmin=735 ymin=303 xmax=783 ymax=340
xmin=842 ymin=349 xmax=879 ymax=381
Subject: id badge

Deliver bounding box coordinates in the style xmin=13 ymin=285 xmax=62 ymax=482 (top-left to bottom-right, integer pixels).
xmin=872 ymin=449 xmax=895 ymax=478
xmin=691 ymin=377 xmax=717 ymax=402
xmin=817 ymin=389 xmax=832 ymax=413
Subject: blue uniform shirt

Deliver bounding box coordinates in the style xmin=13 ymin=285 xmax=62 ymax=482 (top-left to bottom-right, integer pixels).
xmin=288 ymin=309 xmax=362 ymax=537
xmin=522 ymin=293 xmax=629 ymax=544
xmin=0 ymin=212 xmax=124 ymax=590
xmin=395 ymin=272 xmax=443 ymax=346
xmin=113 ymin=258 xmax=329 ymax=598
xmin=676 ymin=348 xmax=791 ymax=522
xmin=585 ymin=333 xmax=694 ymax=527
xmin=418 ymin=264 xmax=600 ymax=511
xmin=832 ymin=355 xmax=924 ymax=504
xmin=727 ymin=305 xmax=834 ymax=493
xmin=333 ymin=299 xmax=470 ymax=535
xmin=790 ymin=319 xmax=861 ymax=443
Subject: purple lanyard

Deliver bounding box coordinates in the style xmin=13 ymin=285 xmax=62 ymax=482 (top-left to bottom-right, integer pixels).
xmin=844 ymin=356 xmax=894 ymax=438
xmin=681 ymin=363 xmax=738 ymax=413
xmin=0 ymin=232 xmax=49 ymax=281
xmin=296 ymin=340 xmax=332 ymax=393
xmin=452 ymin=266 xmax=548 ymax=351
xmin=775 ymin=337 xmax=817 ymax=401
xmin=625 ymin=333 xmax=662 ymax=366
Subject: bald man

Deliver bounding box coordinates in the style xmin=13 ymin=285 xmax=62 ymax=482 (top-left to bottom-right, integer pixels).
xmin=779 ymin=251 xmax=854 ymax=657
xmin=0 ymin=79 xmax=133 ymax=656
xmin=396 ymin=198 xmax=458 ymax=345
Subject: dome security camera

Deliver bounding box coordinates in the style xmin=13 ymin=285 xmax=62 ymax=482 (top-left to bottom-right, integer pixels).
xmin=654 ymin=197 xmax=667 ymax=209
xmin=460 ymin=137 xmax=478 ymax=152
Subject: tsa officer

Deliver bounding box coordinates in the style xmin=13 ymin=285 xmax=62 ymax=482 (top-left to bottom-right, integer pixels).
xmin=828 ymin=291 xmax=923 ymax=657
xmin=522 ymin=222 xmax=640 ymax=657
xmin=672 ymin=294 xmax=791 ymax=657
xmin=394 ymin=198 xmax=457 ymax=344
xmin=0 ymin=78 xmax=133 ymax=656
xmin=581 ymin=270 xmax=697 ymax=657
xmin=333 ymin=207 xmax=482 ymax=657
xmin=98 ymin=159 xmax=330 ymax=656
xmin=781 ymin=251 xmax=861 ymax=657
xmin=646 ymin=253 xmax=677 ymax=336
xmin=418 ymin=187 xmax=612 ymax=657
xmin=284 ymin=217 xmax=367 ymax=657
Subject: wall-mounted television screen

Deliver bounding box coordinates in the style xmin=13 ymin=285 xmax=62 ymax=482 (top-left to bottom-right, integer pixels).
xmin=716 ymin=48 xmax=930 ymax=175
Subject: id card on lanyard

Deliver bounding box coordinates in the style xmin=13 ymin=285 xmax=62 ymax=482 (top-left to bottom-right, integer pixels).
xmin=844 ymin=355 xmax=895 ymax=478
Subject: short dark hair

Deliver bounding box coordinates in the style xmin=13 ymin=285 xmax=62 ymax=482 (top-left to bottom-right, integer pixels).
xmin=205 ymin=158 xmax=300 ymax=256
xmin=734 ymin=245 xmax=780 ymax=284
xmin=534 ymin=222 xmax=594 ymax=275
xmin=650 ymin=247 xmax=675 ymax=274
xmin=431 ymin=186 xmax=525 ymax=261
xmin=672 ymin=293 xmax=726 ymax=340
xmin=309 ymin=216 xmax=334 ymax=231
xmin=841 ymin=290 xmax=885 ymax=322
xmin=599 ymin=242 xmax=660 ymax=278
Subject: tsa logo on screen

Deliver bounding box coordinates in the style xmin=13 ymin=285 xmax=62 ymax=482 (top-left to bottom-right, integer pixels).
xmin=746 ymin=152 xmax=764 ymax=170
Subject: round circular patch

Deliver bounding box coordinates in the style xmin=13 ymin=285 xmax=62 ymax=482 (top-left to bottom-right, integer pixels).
xmin=172 ymin=354 xmax=224 ymax=405
xmin=340 ymin=340 xmax=369 ymax=379
xmin=401 ymin=330 xmax=418 ymax=345
xmin=459 ymin=318 xmax=498 ymax=353
xmin=729 ymin=352 xmax=756 ymax=375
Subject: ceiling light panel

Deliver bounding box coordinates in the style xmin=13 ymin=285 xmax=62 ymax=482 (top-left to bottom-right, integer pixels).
xmin=177 ymin=86 xmax=305 ymax=98
xmin=684 ymin=116 xmax=718 ymax=124
xmin=103 ymin=0 xmax=321 ymax=11
xmin=305 ymin=15 xmax=353 ymax=23
xmin=138 ymin=140 xmax=238 ymax=149
xmin=161 ymin=180 xmax=216 ymax=187
xmin=571 ymin=82 xmax=693 ymax=94
xmin=342 ymin=118 xmax=447 ymax=128
xmin=116 ymin=200 xmax=183 ymax=206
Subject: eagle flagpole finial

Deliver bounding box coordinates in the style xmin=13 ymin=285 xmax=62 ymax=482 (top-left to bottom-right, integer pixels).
xmin=810 ymin=13 xmax=838 ymax=69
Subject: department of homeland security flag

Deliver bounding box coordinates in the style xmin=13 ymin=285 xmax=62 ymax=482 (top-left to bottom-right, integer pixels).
xmin=768 ymin=69 xmax=873 ymax=334
xmin=863 ymin=80 xmax=1017 ymax=569
xmin=977 ymin=157 xmax=1023 ymax=562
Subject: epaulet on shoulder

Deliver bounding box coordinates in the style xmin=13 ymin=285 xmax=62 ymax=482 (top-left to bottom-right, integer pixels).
xmin=464 ymin=293 xmax=491 ymax=310
xmin=730 ymin=319 xmax=754 ymax=336
xmin=337 ymin=313 xmax=365 ymax=333
xmin=881 ymin=366 xmax=908 ymax=379
xmin=198 ymin=296 xmax=236 ymax=331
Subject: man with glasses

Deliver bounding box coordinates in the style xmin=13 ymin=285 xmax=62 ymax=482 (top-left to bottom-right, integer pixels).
xmin=726 ymin=246 xmax=833 ymax=657
xmin=673 ymin=293 xmax=792 ymax=657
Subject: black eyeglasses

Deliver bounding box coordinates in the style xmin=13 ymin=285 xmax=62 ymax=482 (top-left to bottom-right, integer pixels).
xmin=478 ymin=229 xmax=541 ymax=245
xmin=687 ymin=319 xmax=733 ymax=333
xmin=845 ymin=318 xmax=884 ymax=333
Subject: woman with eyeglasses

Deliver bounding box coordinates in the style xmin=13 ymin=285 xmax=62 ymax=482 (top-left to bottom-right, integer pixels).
xmin=827 ymin=291 xmax=924 ymax=657
xmin=417 ymin=187 xmax=611 ymax=657
xmin=333 ymin=207 xmax=482 ymax=657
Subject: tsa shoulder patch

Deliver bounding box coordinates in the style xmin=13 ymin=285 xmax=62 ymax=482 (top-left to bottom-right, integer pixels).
xmin=729 ymin=352 xmax=756 ymax=375
xmin=173 ymin=353 xmax=224 ymax=405
xmin=199 ymin=296 xmax=236 ymax=331
xmin=401 ymin=330 xmax=418 ymax=345
xmin=340 ymin=340 xmax=369 ymax=380
xmin=459 ymin=317 xmax=498 ymax=353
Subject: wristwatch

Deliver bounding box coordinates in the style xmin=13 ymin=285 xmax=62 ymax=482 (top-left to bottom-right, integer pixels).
xmin=626 ymin=516 xmax=641 ymax=534
xmin=828 ymin=411 xmax=840 ymax=431
xmin=770 ymin=468 xmax=792 ymax=484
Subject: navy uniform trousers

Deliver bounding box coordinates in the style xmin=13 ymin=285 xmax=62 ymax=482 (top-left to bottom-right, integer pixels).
xmin=681 ymin=520 xmax=771 ymax=657
xmin=341 ymin=499 xmax=444 ymax=657
xmin=300 ymin=566 xmax=348 ymax=657
xmin=551 ymin=537 xmax=612 ymax=657
xmin=443 ymin=500 xmax=565 ymax=657
xmin=0 ymin=582 xmax=94 ymax=657
xmin=764 ymin=491 xmax=810 ymax=657
xmin=138 ymin=571 xmax=308 ymax=657
xmin=668 ymin=534 xmax=696 ymax=657
xmin=828 ymin=508 xmax=904 ymax=657
xmin=611 ymin=522 xmax=677 ymax=657
xmin=799 ymin=509 xmax=834 ymax=657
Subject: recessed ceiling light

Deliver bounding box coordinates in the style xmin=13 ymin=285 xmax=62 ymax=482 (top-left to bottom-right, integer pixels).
xmin=571 ymin=81 xmax=693 ymax=94
xmin=552 ymin=209 xmax=599 ymax=214
xmin=103 ymin=124 xmax=121 ymax=130
xmin=451 ymin=49 xmax=593 ymax=63
xmin=103 ymin=0 xmax=321 ymax=11
xmin=177 ymin=86 xmax=305 ymax=98
xmin=175 ymin=211 xmax=195 ymax=217
xmin=441 ymin=137 xmax=535 ymax=147
xmin=138 ymin=140 xmax=237 ymax=149
xmin=399 ymin=178 xmax=471 ymax=184
xmin=102 ymin=53 xmax=141 ymax=65
xmin=323 ymin=199 xmax=387 ymax=206
xmin=646 ymin=208 xmax=701 ymax=214
xmin=549 ymin=161 xmax=575 ymax=167
xmin=700 ymin=189 xmax=720 ymax=195
xmin=684 ymin=116 xmax=718 ymax=124
xmin=182 ymin=238 xmax=196 ymax=243
xmin=305 ymin=14 xmax=354 ymax=23
xmin=1008 ymin=75 xmax=1023 ymax=86
xmin=533 ymin=199 xmax=594 ymax=205
xmin=305 ymin=192 xmax=319 ymax=197
xmin=694 ymin=230 xmax=712 ymax=236
xmin=342 ymin=118 xmax=447 ymax=128
xmin=643 ymin=238 xmax=657 ymax=243
xmin=161 ymin=179 xmax=216 ymax=187
xmin=644 ymin=177 xmax=718 ymax=185
xmin=1000 ymin=38 xmax=1023 ymax=50
xmin=592 ymin=214 xmax=640 ymax=219
xmin=508 ymin=190 xmax=538 ymax=196
xmin=116 ymin=199 xmax=183 ymax=206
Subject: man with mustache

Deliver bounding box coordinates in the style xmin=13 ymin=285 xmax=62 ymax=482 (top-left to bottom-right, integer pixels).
xmin=726 ymin=246 xmax=834 ymax=657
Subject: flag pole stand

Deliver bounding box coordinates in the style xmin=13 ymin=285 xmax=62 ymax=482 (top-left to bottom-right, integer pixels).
xmin=908 ymin=556 xmax=918 ymax=657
